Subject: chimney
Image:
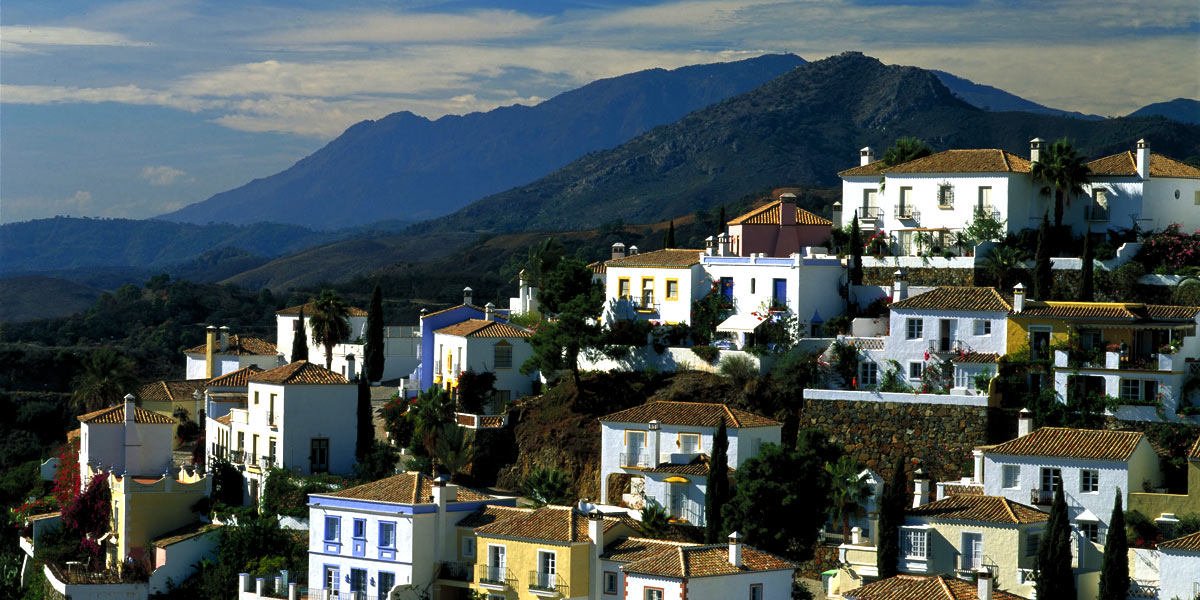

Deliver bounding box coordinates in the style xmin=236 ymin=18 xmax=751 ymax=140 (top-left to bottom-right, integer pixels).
xmin=912 ymin=467 xmax=930 ymax=508
xmin=432 ymin=475 xmax=457 ymax=504
xmin=1018 ymin=408 xmax=1033 ymax=437
xmin=612 ymin=242 xmax=626 ymax=260
xmin=972 ymin=449 xmax=985 ymax=485
xmin=851 ymin=526 xmax=863 ymax=545
xmin=1012 ymin=283 xmax=1026 ymax=312
xmin=705 ymin=236 xmax=717 ymax=256
xmin=728 ymin=531 xmax=744 ymax=567
xmin=124 ymin=393 xmax=136 ymax=423
xmin=219 ymin=326 xmax=231 ymax=352
xmin=832 ymin=201 xmax=843 ymax=226
xmin=779 ymin=193 xmax=798 ymax=226
xmin=977 ymin=568 xmax=993 ymax=600
xmin=649 ymin=419 xmax=661 ymax=466
xmin=346 ymin=353 xmax=356 ymax=381
xmin=860 ymin=146 xmax=874 ymax=166
xmin=629 ymin=245 xmax=639 ymax=256
xmin=463 ymin=286 xmax=473 ymax=306
xmin=484 ymin=302 xmax=495 ymax=321
xmin=717 ymin=233 xmax=730 ymax=257
xmin=1029 ymin=137 xmax=1044 ymax=164
xmin=205 ymin=325 xmax=217 ymax=379
xmin=1136 ymin=139 xmax=1150 ymax=180
xmin=588 ymin=510 xmax=605 ymax=588
xmin=892 ymin=270 xmax=908 ymax=301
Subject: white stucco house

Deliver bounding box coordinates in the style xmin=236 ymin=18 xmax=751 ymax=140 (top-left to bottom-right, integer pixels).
xmin=1156 ymin=530 xmax=1200 ymax=600
xmin=614 ymin=532 xmax=798 ymax=600
xmin=431 ymin=313 xmax=536 ymax=408
xmin=78 ymin=395 xmax=176 ymax=481
xmin=1081 ymin=139 xmax=1200 ymax=235
xmin=306 ymin=473 xmax=515 ymax=599
xmin=275 ymin=302 xmax=422 ymax=384
xmin=597 ymin=401 xmax=781 ymax=525
xmin=603 ymin=247 xmax=709 ymax=325
xmin=979 ymin=426 xmax=1161 ymax=539
xmin=851 ymin=285 xmax=1009 ymax=395
xmin=183 ymin=325 xmax=280 ymax=380
xmin=208 ymin=361 xmax=356 ymax=507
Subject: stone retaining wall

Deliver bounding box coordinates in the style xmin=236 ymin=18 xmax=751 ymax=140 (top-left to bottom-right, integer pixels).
xmin=795 ymin=543 xmax=842 ymax=579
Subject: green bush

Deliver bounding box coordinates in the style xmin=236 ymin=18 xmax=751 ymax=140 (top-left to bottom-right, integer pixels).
xmin=691 ymin=345 xmax=719 ymax=363
xmin=718 ymin=354 xmax=758 ymax=389
xmin=522 ymin=466 xmax=572 ymax=507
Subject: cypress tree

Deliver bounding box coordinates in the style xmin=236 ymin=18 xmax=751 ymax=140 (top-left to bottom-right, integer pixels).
xmin=355 ymin=375 xmax=373 ymax=462
xmin=718 ymin=206 xmax=727 ymax=233
xmin=1036 ymin=475 xmax=1076 ymax=598
xmin=1098 ymin=489 xmax=1129 ymax=600
xmin=705 ymin=421 xmax=729 ymax=543
xmin=849 ymin=214 xmax=863 ymax=287
xmin=365 ymin=283 xmax=385 ymax=382
xmin=1034 ymin=211 xmax=1053 ymax=300
xmin=663 ymin=221 xmax=676 ymax=249
xmin=1080 ymin=226 xmax=1095 ymax=302
xmin=290 ymin=307 xmax=309 ymax=363
xmin=877 ymin=457 xmax=907 ymax=579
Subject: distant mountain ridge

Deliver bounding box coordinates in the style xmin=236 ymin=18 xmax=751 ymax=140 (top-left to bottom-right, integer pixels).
xmin=1126 ymin=98 xmax=1200 ymax=124
xmin=159 ymin=54 xmax=807 ymax=229
xmin=932 ymin=70 xmax=1102 ymax=119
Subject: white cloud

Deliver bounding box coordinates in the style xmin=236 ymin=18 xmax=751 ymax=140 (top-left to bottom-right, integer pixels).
xmin=0 ymin=84 xmax=222 ymax=112
xmin=254 ymin=10 xmax=549 ymax=45
xmin=141 ymin=165 xmax=189 ymax=186
xmin=0 ymin=25 xmax=151 ymax=53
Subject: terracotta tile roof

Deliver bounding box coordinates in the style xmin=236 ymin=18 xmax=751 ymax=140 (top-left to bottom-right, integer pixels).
xmin=605 ymin=248 xmax=703 ymax=269
xmin=434 ymin=319 xmax=531 ymax=338
xmin=953 ymin=352 xmax=1000 ymax=364
xmin=206 ymin=365 xmax=265 ymax=387
xmin=908 ymin=495 xmax=1047 ymax=524
xmin=136 ymin=380 xmax=205 ymax=403
xmin=320 ymin=472 xmax=491 ymax=505
xmin=1016 ymin=301 xmax=1200 ymax=321
xmin=248 ymin=361 xmax=349 ymax=385
xmin=622 ymin=543 xmax=797 ymax=578
xmin=1087 ymin=151 xmax=1200 ymax=179
xmin=601 ymin=537 xmax=696 ymax=563
xmin=588 ymin=261 xmax=607 ymax=274
xmin=1188 ymin=435 xmax=1200 ymax=461
xmin=1158 ymin=531 xmax=1200 ymax=552
xmin=277 ymin=302 xmax=367 ymax=317
xmin=845 ymin=575 xmax=1024 ymax=600
xmin=456 ymin=505 xmax=530 ymax=528
xmin=881 ymin=150 xmax=1032 ymax=174
xmin=151 ymin=522 xmax=221 ymax=547
xmin=988 ymin=427 xmax=1144 ymax=461
xmin=1146 ymin=305 xmax=1200 ymax=320
xmin=838 ymin=160 xmax=888 ymax=177
xmin=644 ymin=454 xmax=734 ymax=476
xmin=474 ymin=506 xmax=638 ymax=543
xmin=600 ymin=401 xmax=780 ymax=428
xmin=214 ymin=414 xmax=233 ymax=426
xmin=420 ymin=303 xmax=486 ymax=320
xmin=727 ymin=200 xmax=832 ymax=226
xmin=78 ymin=403 xmax=175 ymax=425
xmin=183 ymin=335 xmax=278 ymax=356
xmin=890 ymin=287 xmax=1012 ymax=312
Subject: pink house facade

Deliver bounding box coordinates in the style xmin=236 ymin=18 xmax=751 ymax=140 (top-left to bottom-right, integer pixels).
xmin=725 ymin=194 xmax=833 ymax=257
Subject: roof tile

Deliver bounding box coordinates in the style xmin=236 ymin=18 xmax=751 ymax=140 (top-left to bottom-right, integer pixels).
xmin=249 ymin=361 xmax=349 ymax=385
xmin=434 ymin=319 xmax=531 ymax=338
xmin=600 ymin=401 xmax=780 ymax=428
xmin=838 ymin=160 xmax=888 ymax=177
xmin=1158 ymin=531 xmax=1200 ymax=552
xmin=320 ymin=472 xmax=491 ymax=505
xmin=606 ymin=249 xmax=703 ymax=269
xmin=474 ymin=506 xmax=638 ymax=543
xmin=908 ymin=495 xmax=1047 ymax=524
xmin=845 ymin=575 xmax=1024 ymax=600
xmin=622 ymin=543 xmax=797 ymax=578
xmin=890 ymin=287 xmax=1012 ymax=312
xmin=207 ymin=365 xmax=265 ymax=388
xmin=988 ymin=427 xmax=1144 ymax=461
xmin=1087 ymin=152 xmax=1200 ymax=179
xmin=78 ymin=404 xmax=175 ymax=425
xmin=881 ymin=150 xmax=1032 ymax=174
xmin=277 ymin=303 xmax=367 ymax=317
xmin=136 ymin=380 xmax=206 ymax=403
xmin=727 ymin=200 xmax=832 ymax=226
xmin=183 ymin=335 xmax=278 ymax=356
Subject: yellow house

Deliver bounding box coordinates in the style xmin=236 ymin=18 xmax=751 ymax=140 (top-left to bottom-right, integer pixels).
xmin=135 ymin=380 xmax=206 ymax=446
xmin=1129 ymin=435 xmax=1200 ymax=522
xmin=102 ymin=464 xmax=210 ymax=569
xmin=466 ymin=505 xmax=639 ymax=600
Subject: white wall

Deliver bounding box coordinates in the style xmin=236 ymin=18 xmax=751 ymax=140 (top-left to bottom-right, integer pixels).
xmin=307 ymin=504 xmax=420 ymax=595
xmin=185 ymin=354 xmax=279 ymax=381
xmin=80 ymin=421 xmax=173 ymax=480
xmin=699 ymin=255 xmax=845 ymax=336
xmin=232 ymin=382 xmax=358 ymax=479
xmin=604 ymin=264 xmax=706 ymax=324
xmin=276 ymin=314 xmax=368 ymax=368
xmin=982 ymin=453 xmax=1143 ymax=531
xmin=431 ymin=332 xmax=538 ymax=401
xmin=147 ymin=531 xmax=220 ymax=595
xmin=1144 ymin=176 xmax=1200 ymax=233
xmin=623 ymin=573 xmax=684 ymax=600
xmin=1158 ymin=549 xmax=1200 ymax=600
xmin=854 ymin=308 xmax=1007 ymax=389
xmin=683 ymin=570 xmax=795 ymax=600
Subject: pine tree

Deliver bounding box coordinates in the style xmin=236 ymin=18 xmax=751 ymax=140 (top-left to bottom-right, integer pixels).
xmin=365 ymin=283 xmax=385 ymax=382
xmin=877 ymin=457 xmax=907 ymax=579
xmin=1034 ymin=212 xmax=1053 ymax=300
xmin=1098 ymin=489 xmax=1129 ymax=600
xmin=663 ymin=221 xmax=676 ymax=249
xmin=355 ymin=375 xmax=373 ymax=463
xmin=1080 ymin=226 xmax=1095 ymax=302
xmin=1036 ymin=475 xmax=1076 ymax=598
xmin=705 ymin=422 xmax=730 ymax=543
xmin=290 ymin=307 xmax=309 ymax=363
xmin=849 ymin=214 xmax=863 ymax=287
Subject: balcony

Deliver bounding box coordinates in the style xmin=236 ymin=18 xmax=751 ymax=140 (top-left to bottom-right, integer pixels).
xmin=1030 ymin=488 xmax=1052 ymax=505
xmin=632 ymin=295 xmax=659 ymax=314
xmin=477 ymin=565 xmax=513 ymax=589
xmin=1128 ymin=579 xmax=1159 ymax=598
xmin=974 ymin=207 xmax=1000 ymax=222
xmin=230 ymin=450 xmax=245 ymax=465
xmin=528 ymin=570 xmax=569 ymax=597
xmin=619 ymin=452 xmax=653 ymax=469
xmin=929 ymin=339 xmax=970 ymax=356
xmin=1087 ymin=205 xmax=1109 ymax=222
xmin=894 ymin=206 xmax=919 ymax=222
xmin=856 ymin=207 xmax=884 ymax=221
xmin=437 ymin=561 xmax=473 ymax=582
xmin=267 ymin=411 xmax=277 ymax=428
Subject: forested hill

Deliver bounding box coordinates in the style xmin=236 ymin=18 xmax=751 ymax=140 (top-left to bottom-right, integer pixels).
xmin=424 ymin=52 xmax=1200 ymax=234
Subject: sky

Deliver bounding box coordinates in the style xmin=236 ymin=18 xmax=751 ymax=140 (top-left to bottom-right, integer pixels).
xmin=2 ymin=0 xmax=1197 ymax=224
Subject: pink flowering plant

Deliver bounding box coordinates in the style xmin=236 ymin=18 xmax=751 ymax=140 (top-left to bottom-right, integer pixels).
xmin=1137 ymin=224 xmax=1200 ymax=273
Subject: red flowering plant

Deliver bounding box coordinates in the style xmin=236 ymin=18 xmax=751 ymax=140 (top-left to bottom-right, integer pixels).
xmin=1137 ymin=223 xmax=1200 ymax=273
xmin=52 ymin=443 xmax=81 ymax=507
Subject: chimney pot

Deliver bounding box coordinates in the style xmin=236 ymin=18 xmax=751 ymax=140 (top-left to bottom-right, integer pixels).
xmin=485 ymin=302 xmax=496 ymax=321
xmin=612 ymin=242 xmax=626 ymax=261
xmin=463 ymin=287 xmax=473 ymax=306
xmin=219 ymin=326 xmax=230 ymax=352
xmin=1018 ymin=408 xmax=1033 ymax=437
xmin=1136 ymin=139 xmax=1150 ymax=179
xmin=124 ymin=393 xmax=136 ymax=422
xmin=1029 ymin=137 xmax=1045 ymax=164
xmin=892 ymin=270 xmax=908 ymax=301
xmin=629 ymin=245 xmax=639 ymax=256
xmin=728 ymin=531 xmax=744 ymax=567
xmin=977 ymin=568 xmax=993 ymax=600
xmin=912 ymin=467 xmax=930 ymax=508
xmin=1012 ymin=283 xmax=1026 ymax=313
xmin=205 ymin=326 xmax=217 ymax=380
xmin=860 ymin=146 xmax=874 ymax=166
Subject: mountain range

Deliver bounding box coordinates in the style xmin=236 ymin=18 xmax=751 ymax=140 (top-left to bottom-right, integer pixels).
xmin=1127 ymin=98 xmax=1200 ymax=124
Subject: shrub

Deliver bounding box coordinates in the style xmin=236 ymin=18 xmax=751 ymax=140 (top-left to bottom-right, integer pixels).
xmin=691 ymin=345 xmax=719 ymax=363
xmin=718 ymin=354 xmax=758 ymax=388
xmin=522 ymin=466 xmax=572 ymax=507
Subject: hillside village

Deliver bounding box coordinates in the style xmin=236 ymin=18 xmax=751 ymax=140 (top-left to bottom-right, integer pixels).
xmin=9 ymin=135 xmax=1200 ymax=600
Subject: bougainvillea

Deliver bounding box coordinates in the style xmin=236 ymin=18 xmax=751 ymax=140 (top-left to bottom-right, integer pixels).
xmin=52 ymin=443 xmax=80 ymax=507
xmin=1137 ymin=224 xmax=1200 ymax=272
xmin=61 ymin=471 xmax=110 ymax=540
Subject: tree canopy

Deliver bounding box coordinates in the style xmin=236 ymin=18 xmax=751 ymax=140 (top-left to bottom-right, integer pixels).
xmin=522 ymin=258 xmax=604 ymax=387
xmin=365 ymin=283 xmax=385 ymax=382
xmin=71 ymin=347 xmax=137 ymax=413
xmin=309 ymin=289 xmax=351 ymax=370
xmin=705 ymin=421 xmax=730 ymax=543
xmin=1098 ymin=488 xmax=1129 ymax=600
xmin=876 ymin=457 xmax=907 ymax=579
xmin=1031 ymin=138 xmax=1091 ymax=228
xmin=290 ymin=307 xmax=308 ymax=363
xmin=1035 ymin=475 xmax=1076 ymax=598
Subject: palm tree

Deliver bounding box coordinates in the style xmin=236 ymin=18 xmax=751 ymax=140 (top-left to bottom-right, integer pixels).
xmin=824 ymin=456 xmax=873 ymax=539
xmin=639 ymin=498 xmax=671 ymax=539
xmin=522 ymin=466 xmax=573 ymax=507
xmin=981 ymin=246 xmax=1028 ymax=289
xmin=1173 ymin=266 xmax=1200 ymax=302
xmin=412 ymin=386 xmax=456 ymax=457
xmin=71 ymin=348 xmax=138 ymax=413
xmin=879 ymin=137 xmax=933 ymax=192
xmin=434 ymin=424 xmax=475 ymax=482
xmin=1031 ymin=139 xmax=1091 ymax=228
xmin=309 ymin=289 xmax=351 ymax=370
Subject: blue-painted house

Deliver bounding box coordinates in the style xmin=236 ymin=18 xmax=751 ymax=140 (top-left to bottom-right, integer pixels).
xmin=306 ymin=472 xmax=516 ymax=598
xmin=416 ymin=288 xmax=509 ymax=392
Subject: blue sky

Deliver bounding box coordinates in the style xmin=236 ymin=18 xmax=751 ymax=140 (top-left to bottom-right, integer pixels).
xmin=2 ymin=0 xmax=1197 ymax=224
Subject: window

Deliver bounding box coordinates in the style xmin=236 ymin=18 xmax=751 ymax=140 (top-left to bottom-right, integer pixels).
xmin=720 ymin=277 xmax=734 ymax=299
xmin=954 ymin=367 xmax=969 ymax=389
xmin=237 ymin=431 xmax=244 ymax=451
xmin=311 ymin=438 xmax=330 ymax=473
xmin=679 ymin=433 xmax=700 ymax=454
xmin=978 ymin=187 xmax=992 ymax=213
xmin=645 ymin=589 xmax=664 ymax=600
xmin=899 ymin=187 xmax=913 ymax=215
xmin=378 ymin=572 xmax=395 ymax=594
xmin=906 ymin=318 xmax=923 ymax=339
xmin=1195 ymin=190 xmax=1200 ymax=206
xmin=618 ymin=278 xmax=631 ymax=299
xmin=1040 ymin=467 xmax=1062 ymax=492
xmin=254 ymin=391 xmax=259 ymax=404
xmin=537 ymin=550 xmax=556 ymax=587
xmin=1080 ymin=522 xmax=1102 ymax=543
xmin=860 ymin=362 xmax=879 ymax=387
xmin=462 ymin=536 xmax=476 ymax=558
xmin=494 ymin=341 xmax=513 ymax=369
xmin=379 ymin=522 xmax=395 ymax=548
xmin=1120 ymin=379 xmax=1157 ymax=403
xmin=909 ymin=362 xmax=923 ymax=381
xmin=902 ymin=528 xmax=928 ymax=559
xmin=641 ymin=278 xmax=654 ymax=306
xmin=252 ymin=434 xmax=258 ymax=459
xmin=749 ymin=584 xmax=764 ymax=600
xmin=1080 ymin=469 xmax=1099 ymax=493
xmin=864 ymin=188 xmax=878 ymax=213
xmin=974 ymin=319 xmax=991 ymax=336
xmin=352 ymin=518 xmax=366 ymax=539
xmin=324 ymin=516 xmax=340 ymax=542
xmin=495 ymin=390 xmax=512 ymax=406
xmin=349 ymin=568 xmax=367 ymax=593
xmin=1092 ymin=189 xmax=1109 ymax=220
xmin=1025 ymin=532 xmax=1041 ymax=558
xmin=937 ymin=184 xmax=953 ymax=207
xmin=324 ymin=566 xmax=339 ymax=591
xmin=268 ymin=438 xmax=277 ymax=464
xmin=666 ymin=279 xmax=679 ymax=300
xmin=1003 ymin=465 xmax=1020 ymax=489
xmin=603 ymin=571 xmax=618 ymax=594
xmin=772 ymin=278 xmax=787 ymax=305
xmin=485 ymin=545 xmax=506 ymax=582
xmin=750 ymin=278 xmax=756 ymax=294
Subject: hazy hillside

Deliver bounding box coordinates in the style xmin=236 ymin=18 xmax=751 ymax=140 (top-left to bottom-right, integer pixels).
xmin=932 ymin=70 xmax=1101 ymax=119
xmin=1127 ymin=98 xmax=1200 ymax=124
xmin=159 ymin=54 xmax=806 ymax=228
xmin=426 ymin=53 xmax=1200 ymax=234
xmin=0 ymin=276 xmax=103 ymax=322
